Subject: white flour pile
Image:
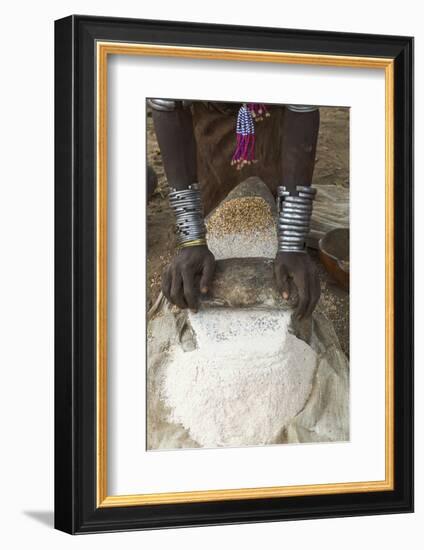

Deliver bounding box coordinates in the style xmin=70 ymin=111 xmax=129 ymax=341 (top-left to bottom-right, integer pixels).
xmin=162 ymin=309 xmax=318 ymax=448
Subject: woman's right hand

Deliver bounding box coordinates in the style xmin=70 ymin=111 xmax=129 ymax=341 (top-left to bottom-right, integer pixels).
xmin=162 ymin=245 xmax=215 ymax=312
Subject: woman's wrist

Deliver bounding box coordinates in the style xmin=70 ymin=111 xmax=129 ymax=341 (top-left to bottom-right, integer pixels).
xmin=168 ymin=183 xmax=207 ymax=248
xmin=176 ymin=238 xmax=207 ymax=250
xmin=276 ymin=185 xmax=316 ymax=253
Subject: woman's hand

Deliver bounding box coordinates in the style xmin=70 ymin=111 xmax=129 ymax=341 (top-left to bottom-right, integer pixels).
xmin=162 ymin=245 xmax=215 ymax=312
xmin=274 ymin=251 xmax=320 ymax=319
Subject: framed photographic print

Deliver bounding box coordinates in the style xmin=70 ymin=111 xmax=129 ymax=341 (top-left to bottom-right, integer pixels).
xmin=54 ymin=15 xmax=413 ymax=534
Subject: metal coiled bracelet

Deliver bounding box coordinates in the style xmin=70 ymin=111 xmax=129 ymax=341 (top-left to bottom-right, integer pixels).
xmin=277 ymin=185 xmax=317 ymax=253
xmin=168 ymin=184 xmax=207 ymax=249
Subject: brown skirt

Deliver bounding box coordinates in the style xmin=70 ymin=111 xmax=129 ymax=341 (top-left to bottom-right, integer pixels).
xmin=191 ymin=102 xmax=286 ymax=215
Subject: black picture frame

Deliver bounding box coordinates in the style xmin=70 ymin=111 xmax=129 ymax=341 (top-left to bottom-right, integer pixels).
xmin=55 ymin=15 xmax=413 ymax=534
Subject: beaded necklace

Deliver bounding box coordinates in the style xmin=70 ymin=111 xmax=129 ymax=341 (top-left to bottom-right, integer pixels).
xmin=231 ymin=103 xmax=270 ymax=169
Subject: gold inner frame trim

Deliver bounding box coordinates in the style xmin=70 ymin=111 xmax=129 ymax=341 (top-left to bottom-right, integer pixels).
xmin=96 ymin=42 xmax=395 ymax=508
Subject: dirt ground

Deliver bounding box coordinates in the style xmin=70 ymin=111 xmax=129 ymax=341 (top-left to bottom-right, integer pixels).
xmin=147 ymin=106 xmax=350 ymax=355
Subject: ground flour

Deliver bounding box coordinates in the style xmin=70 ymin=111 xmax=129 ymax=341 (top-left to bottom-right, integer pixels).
xmin=162 ymin=309 xmax=318 ymax=448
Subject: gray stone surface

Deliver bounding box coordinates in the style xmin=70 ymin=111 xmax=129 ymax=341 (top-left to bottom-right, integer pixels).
xmin=206 ymin=177 xmax=277 ymax=260
xmin=200 ymin=257 xmax=295 ymax=310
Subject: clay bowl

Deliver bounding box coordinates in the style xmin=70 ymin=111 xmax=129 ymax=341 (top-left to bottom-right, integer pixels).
xmin=318 ymin=228 xmax=349 ymax=291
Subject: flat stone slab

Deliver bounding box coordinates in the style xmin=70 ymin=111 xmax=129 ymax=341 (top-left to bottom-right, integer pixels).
xmin=206 ymin=177 xmax=277 ymax=260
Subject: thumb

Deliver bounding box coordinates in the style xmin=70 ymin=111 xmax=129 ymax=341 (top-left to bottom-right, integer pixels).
xmin=275 ymin=262 xmax=290 ymax=299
